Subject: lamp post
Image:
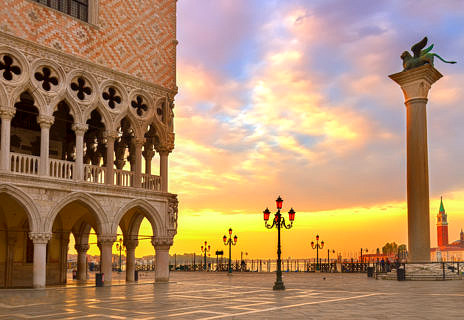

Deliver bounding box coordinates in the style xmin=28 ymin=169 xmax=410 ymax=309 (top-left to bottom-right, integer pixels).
xmin=200 ymin=241 xmax=211 ymax=271
xmin=223 ymin=228 xmax=237 ymax=274
xmin=115 ymin=237 xmax=124 ymax=272
xmin=360 ymin=248 xmax=368 ymax=263
xmin=263 ymin=195 xmax=295 ymax=291
xmin=311 ymin=235 xmax=324 ymax=270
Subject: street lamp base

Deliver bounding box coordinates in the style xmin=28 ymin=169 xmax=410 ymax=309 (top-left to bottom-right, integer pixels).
xmin=273 ymin=280 xmax=285 ymax=290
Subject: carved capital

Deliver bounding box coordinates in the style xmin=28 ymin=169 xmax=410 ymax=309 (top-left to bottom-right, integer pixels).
xmin=142 ymin=149 xmax=155 ymax=160
xmin=155 ymin=133 xmax=175 ymax=154
xmin=103 ymin=130 xmax=119 ymax=141
xmin=72 ymin=123 xmax=88 ymax=135
xmin=134 ymin=137 xmax=145 ymax=148
xmin=124 ymin=239 xmax=139 ymax=250
xmin=75 ymin=244 xmax=90 ymax=253
xmin=151 ymin=236 xmax=173 ymax=249
xmin=37 ymin=115 xmax=55 ymax=128
xmin=0 ymin=107 xmax=16 ymax=120
xmin=389 ymin=64 xmax=443 ymax=103
xmin=98 ymin=235 xmax=116 ymax=246
xmin=29 ymin=232 xmax=52 ymax=244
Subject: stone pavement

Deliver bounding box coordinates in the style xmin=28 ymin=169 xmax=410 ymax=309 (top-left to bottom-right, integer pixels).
xmin=0 ymin=272 xmax=462 ymax=319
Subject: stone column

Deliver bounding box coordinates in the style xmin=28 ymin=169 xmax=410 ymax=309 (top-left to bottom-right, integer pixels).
xmin=104 ymin=131 xmax=117 ymax=185
xmin=152 ymin=237 xmax=173 ymax=283
xmin=390 ymin=64 xmax=442 ymax=262
xmin=159 ymin=151 xmax=169 ymax=192
xmin=72 ymin=123 xmax=88 ymax=181
xmin=59 ymin=232 xmax=70 ymax=284
xmin=134 ymin=138 xmax=145 ymax=188
xmin=5 ymin=233 xmax=17 ymax=288
xmin=37 ymin=115 xmax=54 ymax=177
xmin=98 ymin=235 xmax=115 ymax=286
xmin=124 ymin=239 xmax=138 ymax=282
xmin=29 ymin=233 xmax=52 ymax=289
xmin=75 ymin=244 xmax=90 ymax=281
xmin=143 ymin=149 xmax=155 ymax=176
xmin=0 ymin=108 xmax=15 ymax=171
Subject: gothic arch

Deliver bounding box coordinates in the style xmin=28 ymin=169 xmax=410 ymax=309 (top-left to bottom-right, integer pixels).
xmin=0 ymin=83 xmax=8 ymax=108
xmin=113 ymin=110 xmax=144 ymax=139
xmin=9 ymin=82 xmax=47 ymax=116
xmin=0 ymin=184 xmax=41 ymax=233
xmin=82 ymin=101 xmax=112 ymax=131
xmin=112 ymin=199 xmax=163 ymax=237
xmin=49 ymin=93 xmax=83 ymax=123
xmin=44 ymin=192 xmax=110 ymax=234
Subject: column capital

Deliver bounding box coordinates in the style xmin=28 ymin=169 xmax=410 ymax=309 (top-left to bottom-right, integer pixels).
xmin=134 ymin=137 xmax=145 ymax=147
xmin=389 ymin=64 xmax=443 ymax=103
xmin=103 ymin=130 xmax=119 ymax=140
xmin=72 ymin=123 xmax=88 ymax=135
xmin=151 ymin=236 xmax=173 ymax=249
xmin=142 ymin=149 xmax=156 ymax=160
xmin=29 ymin=232 xmax=52 ymax=244
xmin=75 ymin=244 xmax=90 ymax=253
xmin=124 ymin=239 xmax=139 ymax=250
xmin=0 ymin=107 xmax=16 ymax=120
xmin=98 ymin=235 xmax=117 ymax=245
xmin=37 ymin=115 xmax=55 ymax=128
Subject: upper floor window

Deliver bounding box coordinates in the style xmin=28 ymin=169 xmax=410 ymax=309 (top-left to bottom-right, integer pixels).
xmin=34 ymin=0 xmax=89 ymax=22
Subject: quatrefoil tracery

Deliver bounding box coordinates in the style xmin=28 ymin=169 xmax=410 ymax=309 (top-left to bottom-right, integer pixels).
xmin=102 ymin=87 xmax=121 ymax=109
xmin=71 ymin=77 xmax=92 ymax=100
xmin=131 ymin=95 xmax=148 ymax=116
xmin=0 ymin=55 xmax=21 ymax=81
xmin=34 ymin=67 xmax=58 ymax=91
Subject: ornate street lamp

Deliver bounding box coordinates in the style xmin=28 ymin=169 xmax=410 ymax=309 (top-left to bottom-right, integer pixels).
xmin=200 ymin=241 xmax=211 ymax=271
xmin=223 ymin=228 xmax=237 ymax=273
xmin=115 ymin=237 xmax=125 ymax=272
xmin=311 ymin=235 xmax=324 ymax=270
xmin=263 ymin=196 xmax=295 ymax=290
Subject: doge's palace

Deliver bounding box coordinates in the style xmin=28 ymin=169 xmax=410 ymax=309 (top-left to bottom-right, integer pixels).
xmin=0 ymin=0 xmax=178 ymax=288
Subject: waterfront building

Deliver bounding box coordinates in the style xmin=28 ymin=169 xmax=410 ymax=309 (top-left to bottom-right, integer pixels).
xmin=0 ymin=0 xmax=178 ymax=288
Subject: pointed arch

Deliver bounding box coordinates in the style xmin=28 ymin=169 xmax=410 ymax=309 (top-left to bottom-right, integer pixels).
xmin=0 ymin=83 xmax=7 ymax=108
xmin=45 ymin=192 xmax=109 ymax=234
xmin=83 ymin=102 xmax=112 ymax=131
xmin=112 ymin=199 xmax=163 ymax=237
xmin=0 ymin=184 xmax=41 ymax=233
xmin=49 ymin=92 xmax=83 ymax=123
xmin=9 ymin=82 xmax=47 ymax=116
xmin=114 ymin=110 xmax=140 ymax=136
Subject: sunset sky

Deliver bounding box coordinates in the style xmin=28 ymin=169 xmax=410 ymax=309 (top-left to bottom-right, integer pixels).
xmin=74 ymin=0 xmax=464 ymax=260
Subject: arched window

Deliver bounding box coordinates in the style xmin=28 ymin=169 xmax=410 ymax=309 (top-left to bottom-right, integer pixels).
xmin=33 ymin=0 xmax=97 ymax=24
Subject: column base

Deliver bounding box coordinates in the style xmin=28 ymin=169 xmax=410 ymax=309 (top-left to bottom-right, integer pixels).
xmin=273 ymin=280 xmax=285 ymax=291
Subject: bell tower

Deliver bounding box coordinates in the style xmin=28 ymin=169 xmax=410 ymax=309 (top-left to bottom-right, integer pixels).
xmin=437 ymin=197 xmax=448 ymax=247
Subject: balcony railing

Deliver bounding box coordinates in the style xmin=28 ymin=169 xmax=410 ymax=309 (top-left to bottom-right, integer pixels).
xmin=114 ymin=169 xmax=134 ymax=187
xmin=10 ymin=153 xmax=40 ymax=176
xmin=7 ymin=152 xmax=161 ymax=191
xmin=142 ymin=173 xmax=161 ymax=190
xmin=49 ymin=159 xmax=74 ymax=180
xmin=84 ymin=164 xmax=106 ymax=184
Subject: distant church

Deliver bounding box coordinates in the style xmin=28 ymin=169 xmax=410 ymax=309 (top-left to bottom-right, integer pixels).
xmin=430 ymin=197 xmax=464 ymax=261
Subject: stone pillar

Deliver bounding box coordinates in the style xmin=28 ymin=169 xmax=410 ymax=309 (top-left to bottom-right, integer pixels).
xmin=75 ymin=244 xmax=90 ymax=281
xmin=134 ymin=138 xmax=145 ymax=188
xmin=159 ymin=151 xmax=169 ymax=192
xmin=152 ymin=237 xmax=173 ymax=283
xmin=72 ymin=123 xmax=88 ymax=181
xmin=59 ymin=232 xmax=70 ymax=284
xmin=104 ymin=131 xmax=117 ymax=185
xmin=5 ymin=233 xmax=17 ymax=287
xmin=143 ymin=149 xmax=155 ymax=176
xmin=98 ymin=235 xmax=115 ymax=286
xmin=124 ymin=239 xmax=138 ymax=282
xmin=390 ymin=65 xmax=442 ymax=262
xmin=37 ymin=115 xmax=54 ymax=177
xmin=0 ymin=108 xmax=15 ymax=171
xmin=30 ymin=233 xmax=52 ymax=289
